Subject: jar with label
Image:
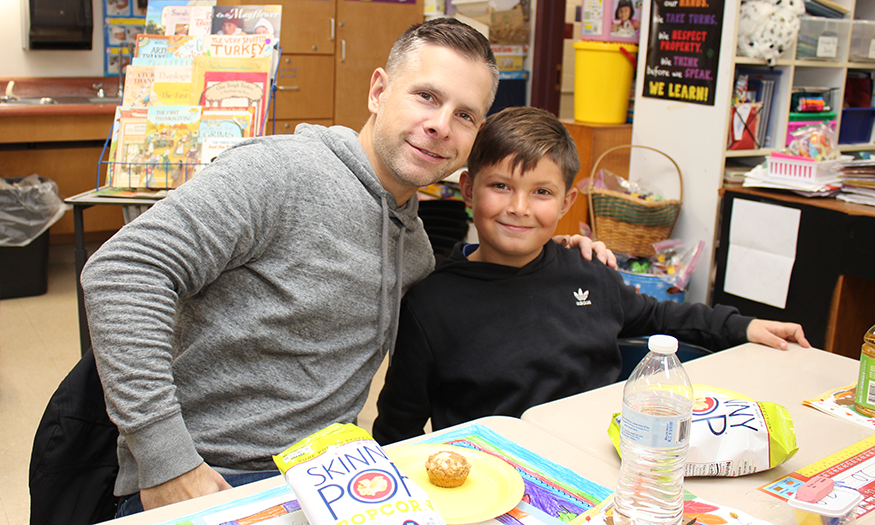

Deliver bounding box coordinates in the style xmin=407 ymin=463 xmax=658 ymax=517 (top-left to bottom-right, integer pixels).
xmin=854 ymin=324 xmax=875 ymax=417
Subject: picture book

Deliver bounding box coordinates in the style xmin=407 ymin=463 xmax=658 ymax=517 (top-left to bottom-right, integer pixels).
xmin=135 ymin=34 xmax=172 ymax=58
xmin=144 ymin=106 xmax=203 ymax=188
xmin=144 ymin=0 xmax=215 ymax=35
xmin=121 ymin=65 xmax=155 ymax=106
xmin=149 ymin=62 xmax=194 ymax=106
xmin=200 ymin=71 xmax=269 ymax=131
xmin=199 ymin=136 xmax=246 ymax=170
xmin=166 ymin=35 xmax=204 ymax=57
xmin=110 ymin=108 xmax=150 ymax=188
xmin=199 ymin=106 xmax=256 ymax=141
xmin=162 ymin=4 xmax=192 ymax=35
xmin=188 ymin=5 xmax=214 ymax=36
xmin=202 ymin=34 xmax=275 ymax=58
xmin=210 ymin=5 xmax=281 ymax=39
xmin=189 ymin=55 xmax=270 ymax=107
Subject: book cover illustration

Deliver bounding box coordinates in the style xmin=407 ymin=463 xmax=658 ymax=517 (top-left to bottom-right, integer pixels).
xmin=189 ymin=5 xmax=214 ymax=35
xmin=122 ymin=65 xmax=155 ymax=106
xmin=110 ymin=107 xmax=150 ymax=188
xmin=149 ymin=61 xmax=194 ymax=106
xmin=144 ymin=0 xmax=215 ymax=35
xmin=166 ymin=35 xmax=204 ymax=57
xmin=200 ymin=71 xmax=269 ymax=131
xmin=135 ymin=34 xmax=172 ymax=58
xmin=200 ymin=106 xmax=256 ymax=142
xmin=190 ymin=55 xmax=270 ymax=107
xmin=210 ymin=5 xmax=281 ymax=38
xmin=203 ymin=34 xmax=275 ymax=58
xmin=144 ymin=106 xmax=203 ymax=188
xmin=162 ymin=4 xmax=192 ymax=35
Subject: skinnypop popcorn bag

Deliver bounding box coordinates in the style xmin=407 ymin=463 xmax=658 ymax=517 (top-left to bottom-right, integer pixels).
xmin=273 ymin=423 xmax=446 ymax=525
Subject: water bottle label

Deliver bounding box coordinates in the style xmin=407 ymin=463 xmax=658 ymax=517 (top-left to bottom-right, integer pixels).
xmin=621 ymin=405 xmax=691 ymax=449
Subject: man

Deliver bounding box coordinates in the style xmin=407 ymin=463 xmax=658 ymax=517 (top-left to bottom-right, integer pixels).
xmin=82 ymin=18 xmax=609 ymax=515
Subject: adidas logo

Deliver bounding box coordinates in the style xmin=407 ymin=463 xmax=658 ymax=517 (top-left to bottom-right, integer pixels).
xmin=574 ymin=288 xmax=591 ymax=306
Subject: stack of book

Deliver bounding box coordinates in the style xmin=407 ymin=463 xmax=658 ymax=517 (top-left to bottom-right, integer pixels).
xmin=838 ymin=158 xmax=875 ymax=206
xmin=101 ymin=2 xmax=281 ymax=196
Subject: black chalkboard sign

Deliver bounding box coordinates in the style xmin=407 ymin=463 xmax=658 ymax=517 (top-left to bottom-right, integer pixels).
xmin=642 ymin=0 xmax=724 ymax=106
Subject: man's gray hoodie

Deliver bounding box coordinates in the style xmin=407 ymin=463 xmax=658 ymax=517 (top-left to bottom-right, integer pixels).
xmin=81 ymin=124 xmax=435 ymax=495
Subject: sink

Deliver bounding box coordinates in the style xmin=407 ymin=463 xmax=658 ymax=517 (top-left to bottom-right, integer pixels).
xmin=0 ymin=96 xmax=123 ymax=106
xmin=0 ymin=97 xmax=58 ymax=105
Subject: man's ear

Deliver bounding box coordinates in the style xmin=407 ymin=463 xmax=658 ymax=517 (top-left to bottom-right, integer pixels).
xmin=559 ymin=187 xmax=579 ymax=219
xmin=459 ymin=171 xmax=474 ymax=209
xmin=367 ymin=68 xmax=389 ymax=115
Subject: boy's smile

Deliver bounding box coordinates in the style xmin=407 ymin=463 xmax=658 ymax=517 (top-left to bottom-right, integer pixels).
xmin=461 ymin=156 xmax=578 ymax=268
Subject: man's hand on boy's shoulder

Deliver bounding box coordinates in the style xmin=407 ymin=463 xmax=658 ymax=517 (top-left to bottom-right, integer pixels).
xmin=746 ymin=319 xmax=811 ymax=351
xmin=553 ymin=235 xmax=619 ymax=270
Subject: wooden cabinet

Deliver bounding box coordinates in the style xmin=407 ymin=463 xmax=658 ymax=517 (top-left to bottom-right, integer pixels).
xmin=555 ymin=121 xmax=632 ymax=237
xmin=233 ymin=0 xmax=424 ymax=132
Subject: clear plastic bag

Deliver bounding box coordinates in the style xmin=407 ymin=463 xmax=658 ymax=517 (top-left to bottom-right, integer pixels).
xmin=0 ymin=175 xmax=69 ymax=247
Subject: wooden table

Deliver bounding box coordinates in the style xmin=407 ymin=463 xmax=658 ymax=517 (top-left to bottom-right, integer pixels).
xmin=522 ymin=343 xmax=871 ymax=525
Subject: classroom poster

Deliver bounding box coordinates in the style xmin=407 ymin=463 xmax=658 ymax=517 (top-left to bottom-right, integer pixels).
xmin=642 ymin=0 xmax=724 ymax=106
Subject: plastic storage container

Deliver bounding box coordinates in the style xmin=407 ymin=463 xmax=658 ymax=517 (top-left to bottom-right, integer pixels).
xmin=839 ymin=107 xmax=875 ymax=144
xmin=491 ymin=45 xmax=527 ymax=72
xmin=850 ymin=20 xmax=875 ymax=62
xmin=614 ymin=334 xmax=694 ymax=525
xmin=788 ymin=486 xmax=862 ymax=525
xmin=786 ymin=112 xmax=837 ymax=146
xmin=620 ymin=270 xmax=686 ymax=303
xmin=573 ymin=40 xmax=638 ymax=124
xmin=796 ymin=18 xmax=851 ymax=62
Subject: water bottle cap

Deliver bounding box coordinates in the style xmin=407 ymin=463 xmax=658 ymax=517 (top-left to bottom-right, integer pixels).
xmin=648 ymin=334 xmax=679 ymax=354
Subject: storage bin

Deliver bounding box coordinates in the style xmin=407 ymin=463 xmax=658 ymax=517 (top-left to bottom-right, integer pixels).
xmin=491 ymin=45 xmax=527 ymax=72
xmin=488 ymin=70 xmax=528 ymax=115
xmin=850 ymin=20 xmax=875 ymax=62
xmin=796 ymin=18 xmax=851 ymax=62
xmin=786 ymin=111 xmax=836 ymax=146
xmin=573 ymin=40 xmax=638 ymax=124
xmin=767 ymin=153 xmax=850 ymax=183
xmin=839 ymin=107 xmax=875 ymax=144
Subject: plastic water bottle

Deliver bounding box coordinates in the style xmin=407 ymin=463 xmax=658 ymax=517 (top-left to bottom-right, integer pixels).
xmin=613 ymin=335 xmax=694 ymax=525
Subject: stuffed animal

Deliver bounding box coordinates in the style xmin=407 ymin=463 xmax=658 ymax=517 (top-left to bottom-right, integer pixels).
xmin=737 ymin=0 xmax=804 ymax=65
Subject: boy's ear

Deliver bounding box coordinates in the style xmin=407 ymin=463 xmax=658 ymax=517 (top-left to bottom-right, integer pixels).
xmin=367 ymin=68 xmax=389 ymax=115
xmin=459 ymin=171 xmax=474 ymax=208
xmin=558 ymin=186 xmax=579 ymax=219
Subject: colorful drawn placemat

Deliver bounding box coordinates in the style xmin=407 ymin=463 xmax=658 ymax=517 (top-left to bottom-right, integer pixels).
xmin=759 ymin=434 xmax=875 ymax=518
xmin=803 ymin=382 xmax=875 ymax=431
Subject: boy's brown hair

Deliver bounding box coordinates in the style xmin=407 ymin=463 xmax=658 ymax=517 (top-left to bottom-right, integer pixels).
xmin=466 ymin=106 xmax=580 ymax=190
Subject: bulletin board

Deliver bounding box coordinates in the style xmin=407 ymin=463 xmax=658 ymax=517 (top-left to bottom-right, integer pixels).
xmin=103 ymin=0 xmax=147 ymax=76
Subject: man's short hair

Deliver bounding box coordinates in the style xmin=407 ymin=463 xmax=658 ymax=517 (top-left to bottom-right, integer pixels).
xmin=387 ymin=17 xmax=500 ymax=109
xmin=467 ymin=107 xmax=581 ymax=190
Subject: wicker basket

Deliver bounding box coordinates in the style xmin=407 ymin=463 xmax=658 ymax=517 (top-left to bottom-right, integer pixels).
xmin=587 ymin=145 xmax=683 ymax=257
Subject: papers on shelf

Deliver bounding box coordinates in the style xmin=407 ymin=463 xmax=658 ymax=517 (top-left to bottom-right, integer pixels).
xmin=742 ymin=163 xmax=842 ymax=197
xmin=838 ymin=158 xmax=875 ymax=206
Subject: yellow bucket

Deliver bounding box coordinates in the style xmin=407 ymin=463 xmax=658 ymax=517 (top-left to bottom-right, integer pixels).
xmin=573 ymin=41 xmax=638 ymax=124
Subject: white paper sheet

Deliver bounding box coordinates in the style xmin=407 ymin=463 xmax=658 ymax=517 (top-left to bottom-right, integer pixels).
xmin=723 ymin=199 xmax=800 ymax=309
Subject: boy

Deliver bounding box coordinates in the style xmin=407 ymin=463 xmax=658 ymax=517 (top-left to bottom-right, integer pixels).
xmin=372 ymin=107 xmax=809 ymax=445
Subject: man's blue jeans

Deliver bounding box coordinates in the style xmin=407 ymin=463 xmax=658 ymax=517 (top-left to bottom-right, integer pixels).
xmin=115 ymin=471 xmax=279 ymax=517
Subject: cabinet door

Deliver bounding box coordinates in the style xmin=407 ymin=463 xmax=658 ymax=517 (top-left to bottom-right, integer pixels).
xmin=333 ymin=0 xmax=423 ymax=129
xmin=223 ymin=0 xmax=336 ymax=55
xmin=273 ymin=54 xmax=336 ymax=120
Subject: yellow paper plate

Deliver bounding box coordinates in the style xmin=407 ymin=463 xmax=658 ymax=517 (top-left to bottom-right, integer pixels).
xmin=387 ymin=444 xmax=524 ymax=525
xmin=693 ymin=384 xmax=754 ymax=401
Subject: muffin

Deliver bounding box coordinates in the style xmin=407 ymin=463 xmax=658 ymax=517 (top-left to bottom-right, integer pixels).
xmin=425 ymin=450 xmax=471 ymax=488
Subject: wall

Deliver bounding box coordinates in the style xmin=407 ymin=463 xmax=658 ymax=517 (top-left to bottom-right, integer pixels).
xmin=2 ymin=0 xmax=113 ymax=77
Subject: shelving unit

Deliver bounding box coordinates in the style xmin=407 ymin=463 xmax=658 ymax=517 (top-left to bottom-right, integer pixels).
xmin=630 ymin=0 xmax=875 ymax=305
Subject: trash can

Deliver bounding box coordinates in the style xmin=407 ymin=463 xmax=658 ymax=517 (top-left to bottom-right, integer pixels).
xmin=574 ymin=41 xmax=638 ymax=124
xmin=0 ymin=175 xmax=68 ymax=299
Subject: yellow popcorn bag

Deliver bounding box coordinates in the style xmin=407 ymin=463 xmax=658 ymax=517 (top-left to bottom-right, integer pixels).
xmin=608 ymin=386 xmax=798 ymax=477
xmin=273 ymin=423 xmax=446 ymax=525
